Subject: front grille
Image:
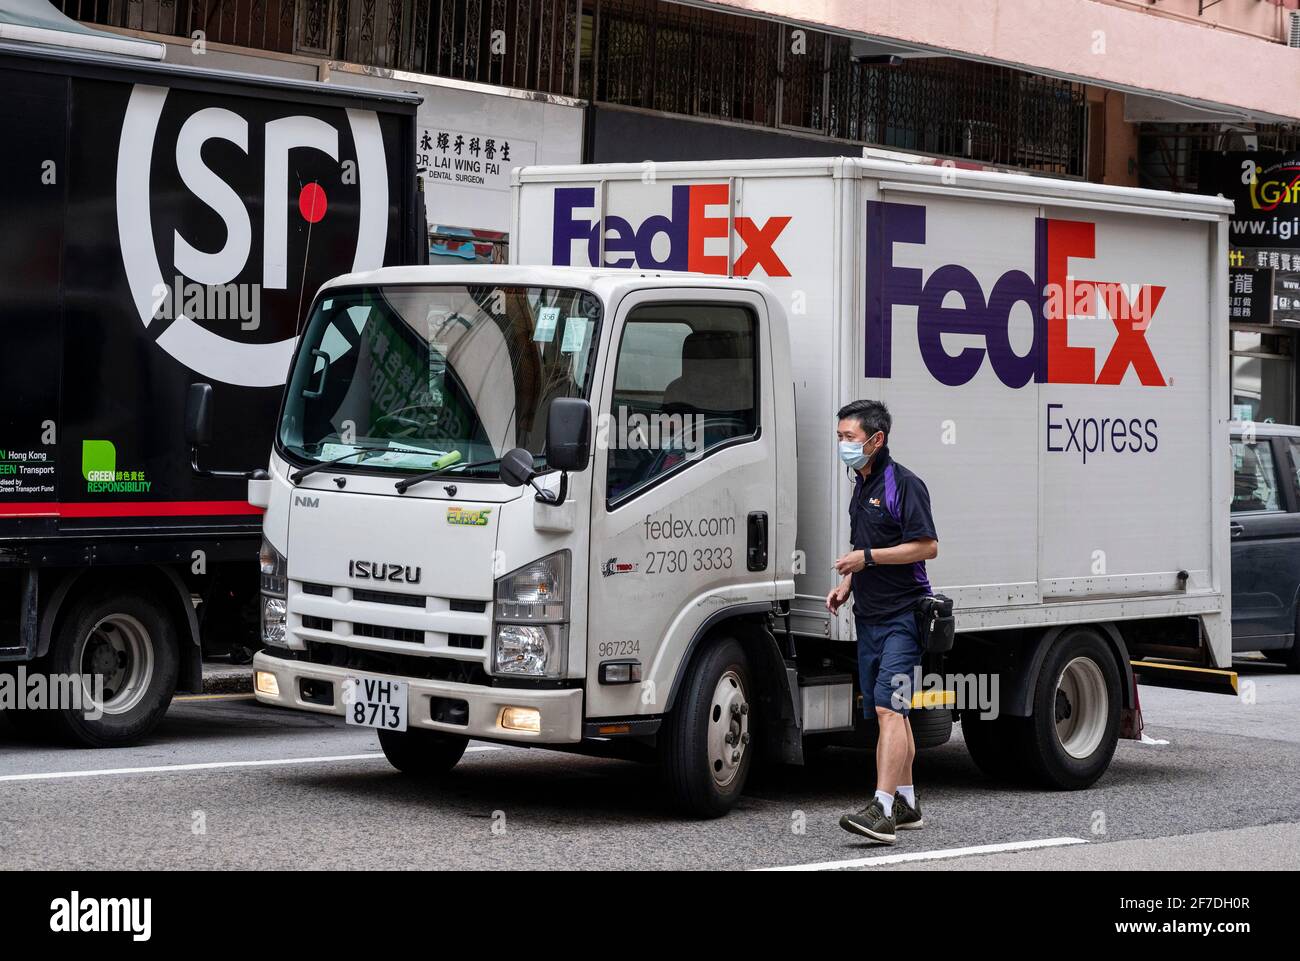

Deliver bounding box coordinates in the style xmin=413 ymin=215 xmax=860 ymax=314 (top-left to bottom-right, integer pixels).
xmin=353 ymin=588 xmax=425 ymax=608
xmin=304 ymin=640 xmax=493 ymax=686
xmin=450 ymin=599 xmax=487 ymax=613
xmin=301 ymin=582 xmax=333 ymax=597
xmin=301 ymin=615 xmax=334 ymax=632
xmin=353 ymin=622 xmax=423 ymax=644
xmin=448 ymin=634 xmax=485 ymax=650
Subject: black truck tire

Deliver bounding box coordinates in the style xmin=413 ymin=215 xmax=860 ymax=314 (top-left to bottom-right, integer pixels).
xmin=659 ymin=637 xmax=754 ymax=818
xmin=377 ymin=728 xmax=468 ymax=777
xmin=46 ymin=590 xmax=179 ymax=747
xmin=1016 ymin=628 xmax=1122 ymax=789
xmin=909 ymin=705 xmax=953 ymax=749
xmin=959 ymin=710 xmax=1023 ymax=781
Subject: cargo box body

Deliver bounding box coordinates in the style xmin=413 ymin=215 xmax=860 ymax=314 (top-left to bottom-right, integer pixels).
xmin=0 ymin=38 xmax=419 ymax=736
xmin=513 ymin=157 xmax=1232 ymax=666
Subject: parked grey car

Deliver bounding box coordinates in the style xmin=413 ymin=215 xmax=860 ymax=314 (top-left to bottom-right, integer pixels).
xmin=1231 ymin=421 xmax=1300 ymax=669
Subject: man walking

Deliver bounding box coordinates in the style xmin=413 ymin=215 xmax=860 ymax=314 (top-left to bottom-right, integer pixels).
xmin=826 ymin=399 xmax=939 ymax=844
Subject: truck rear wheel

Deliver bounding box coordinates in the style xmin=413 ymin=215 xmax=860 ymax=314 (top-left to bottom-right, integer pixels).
xmin=377 ymin=728 xmax=467 ymax=777
xmin=659 ymin=637 xmax=753 ymax=818
xmin=47 ymin=590 xmax=179 ymax=747
xmin=1019 ymin=629 xmax=1121 ymax=789
xmin=959 ymin=710 xmax=1021 ymax=781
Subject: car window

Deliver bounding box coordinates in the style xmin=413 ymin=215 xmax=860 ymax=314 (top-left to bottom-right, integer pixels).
xmin=1231 ymin=439 xmax=1281 ymax=512
xmin=606 ymin=303 xmax=758 ymax=505
xmin=1284 ymin=438 xmax=1300 ymax=508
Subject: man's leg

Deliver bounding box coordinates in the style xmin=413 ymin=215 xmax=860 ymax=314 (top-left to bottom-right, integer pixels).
xmin=874 ymin=706 xmax=909 ymax=796
xmin=900 ymin=716 xmax=916 ymax=787
xmin=876 ymin=611 xmax=922 ymax=794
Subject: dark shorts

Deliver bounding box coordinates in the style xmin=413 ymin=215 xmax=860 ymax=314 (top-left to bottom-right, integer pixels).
xmin=855 ymin=608 xmax=923 ymax=716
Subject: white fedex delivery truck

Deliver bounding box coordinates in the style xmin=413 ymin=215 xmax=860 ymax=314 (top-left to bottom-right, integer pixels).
xmin=233 ymin=157 xmax=1236 ymax=817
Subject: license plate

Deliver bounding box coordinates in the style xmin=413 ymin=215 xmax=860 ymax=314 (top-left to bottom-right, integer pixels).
xmin=343 ymin=676 xmax=408 ymax=732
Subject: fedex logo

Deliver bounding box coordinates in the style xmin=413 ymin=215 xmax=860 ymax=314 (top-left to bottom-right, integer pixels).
xmin=551 ymin=184 xmax=791 ymax=277
xmin=867 ymin=200 xmax=1166 ymax=388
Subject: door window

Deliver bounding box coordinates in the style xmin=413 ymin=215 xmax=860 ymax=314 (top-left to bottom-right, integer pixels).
xmin=1231 ymin=439 xmax=1281 ymax=513
xmin=606 ymin=303 xmax=758 ymax=505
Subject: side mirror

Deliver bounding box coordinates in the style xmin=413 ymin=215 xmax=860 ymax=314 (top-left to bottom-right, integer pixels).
xmin=546 ymin=398 xmax=592 ymax=473
xmin=185 ymin=383 xmax=214 ymax=447
xmin=186 ymin=382 xmax=254 ymax=479
xmin=499 ymin=447 xmax=536 ymax=488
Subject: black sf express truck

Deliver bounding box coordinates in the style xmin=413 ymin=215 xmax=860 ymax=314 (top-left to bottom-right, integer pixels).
xmin=0 ymin=38 xmax=422 ymax=745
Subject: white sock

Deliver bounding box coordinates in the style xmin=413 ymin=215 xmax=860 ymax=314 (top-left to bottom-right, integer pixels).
xmin=897 ymin=785 xmax=916 ymax=806
xmin=874 ymin=789 xmax=894 ymax=816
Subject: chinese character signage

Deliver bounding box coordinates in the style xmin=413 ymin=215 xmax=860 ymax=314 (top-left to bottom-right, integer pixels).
xmin=1201 ymin=151 xmax=1300 ymax=249
xmin=416 ymin=125 xmax=538 ymax=194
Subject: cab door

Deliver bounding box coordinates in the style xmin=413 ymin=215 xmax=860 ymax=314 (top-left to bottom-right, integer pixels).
xmin=585 ymin=289 xmax=778 ymax=720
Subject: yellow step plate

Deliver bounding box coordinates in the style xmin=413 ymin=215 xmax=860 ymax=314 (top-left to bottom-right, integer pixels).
xmin=910 ymin=689 xmax=957 ymax=709
xmin=1130 ymin=660 xmax=1239 ymax=696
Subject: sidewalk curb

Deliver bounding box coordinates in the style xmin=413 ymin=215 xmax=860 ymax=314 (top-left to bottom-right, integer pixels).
xmin=202 ymin=664 xmax=254 ymax=695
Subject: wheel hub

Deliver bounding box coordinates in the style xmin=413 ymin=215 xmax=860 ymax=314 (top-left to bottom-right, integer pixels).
xmin=706 ymin=670 xmax=749 ymax=788
xmin=1054 ymin=656 xmax=1108 ymax=760
xmin=77 ymin=613 xmax=155 ymax=716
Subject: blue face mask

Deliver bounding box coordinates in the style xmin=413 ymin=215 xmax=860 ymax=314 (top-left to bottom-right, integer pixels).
xmin=839 ymin=440 xmax=871 ymax=470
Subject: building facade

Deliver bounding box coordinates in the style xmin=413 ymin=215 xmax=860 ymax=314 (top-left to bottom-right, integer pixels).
xmin=39 ymin=0 xmax=1300 ymax=421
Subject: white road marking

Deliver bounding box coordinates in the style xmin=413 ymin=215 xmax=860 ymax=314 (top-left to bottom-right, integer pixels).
xmin=758 ymin=836 xmax=1089 ymax=871
xmin=0 ymin=746 xmax=501 ymax=784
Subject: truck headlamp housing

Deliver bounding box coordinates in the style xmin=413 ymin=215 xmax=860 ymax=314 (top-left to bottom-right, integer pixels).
xmin=493 ymin=551 xmax=569 ymax=677
xmin=259 ymin=537 xmax=287 ymax=597
xmin=259 ymin=537 xmax=288 ymax=647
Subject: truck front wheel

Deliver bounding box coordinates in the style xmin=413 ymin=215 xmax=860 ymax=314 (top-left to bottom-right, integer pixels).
xmin=377 ymin=728 xmax=467 ymax=777
xmin=659 ymin=637 xmax=754 ymax=818
xmin=1020 ymin=629 xmax=1121 ymax=789
xmin=47 ymin=590 xmax=179 ymax=747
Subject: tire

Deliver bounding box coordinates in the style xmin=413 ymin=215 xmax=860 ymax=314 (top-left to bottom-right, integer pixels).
xmin=959 ymin=709 xmax=1022 ymax=782
xmin=1284 ymin=613 xmax=1300 ymax=672
xmin=909 ymin=706 xmax=953 ymax=749
xmin=1016 ymin=628 xmax=1122 ymax=789
xmin=377 ymin=728 xmax=468 ymax=777
xmin=658 ymin=637 xmax=754 ymax=818
xmin=46 ymin=590 xmax=180 ymax=747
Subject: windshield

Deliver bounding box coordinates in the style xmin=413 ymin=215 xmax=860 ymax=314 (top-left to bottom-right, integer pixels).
xmin=278 ymin=285 xmax=602 ymax=478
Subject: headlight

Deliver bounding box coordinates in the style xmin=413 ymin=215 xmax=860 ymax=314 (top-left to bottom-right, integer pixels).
xmin=260 ymin=537 xmax=287 ymax=597
xmin=261 ymin=596 xmax=287 ymax=646
xmin=259 ymin=537 xmax=288 ymax=646
xmin=493 ymin=552 xmax=569 ymax=677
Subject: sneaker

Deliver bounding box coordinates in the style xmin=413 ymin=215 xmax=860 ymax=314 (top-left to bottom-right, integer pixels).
xmin=893 ymin=793 xmax=924 ymax=830
xmin=838 ymin=799 xmax=896 ymax=844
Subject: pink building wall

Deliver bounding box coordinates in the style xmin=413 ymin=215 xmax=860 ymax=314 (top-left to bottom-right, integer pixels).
xmin=1098 ymin=0 xmax=1297 ymax=44
xmin=707 ymin=0 xmax=1300 ymax=122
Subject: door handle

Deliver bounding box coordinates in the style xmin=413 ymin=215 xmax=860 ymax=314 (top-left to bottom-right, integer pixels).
xmin=747 ymin=511 xmax=768 ymax=572
xmin=1230 ymin=522 xmax=1244 ymax=538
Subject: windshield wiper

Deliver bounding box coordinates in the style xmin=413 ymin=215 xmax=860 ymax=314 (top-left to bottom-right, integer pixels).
xmin=290 ymin=445 xmax=396 ymax=485
xmin=395 ymin=455 xmax=503 ymax=494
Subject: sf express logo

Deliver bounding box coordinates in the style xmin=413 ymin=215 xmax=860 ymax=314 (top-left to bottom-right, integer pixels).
xmin=116 ymin=84 xmax=390 ymax=387
xmin=866 ymin=200 xmax=1166 ymax=388
xmin=551 ymin=183 xmax=791 ymax=276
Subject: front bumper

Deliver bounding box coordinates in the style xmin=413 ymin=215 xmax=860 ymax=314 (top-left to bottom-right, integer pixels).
xmin=252 ymin=650 xmax=584 ymax=744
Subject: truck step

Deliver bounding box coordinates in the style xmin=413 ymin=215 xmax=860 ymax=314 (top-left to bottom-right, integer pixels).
xmin=1130 ymin=660 xmax=1238 ymax=696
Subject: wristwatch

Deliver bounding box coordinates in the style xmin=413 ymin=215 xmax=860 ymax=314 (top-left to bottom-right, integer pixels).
xmin=863 ymin=550 xmax=876 ymax=568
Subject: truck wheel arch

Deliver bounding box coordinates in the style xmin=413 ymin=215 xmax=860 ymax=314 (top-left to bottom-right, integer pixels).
xmin=999 ymin=623 xmax=1134 ymax=718
xmin=661 ymin=604 xmax=782 ymax=716
xmin=37 ymin=565 xmax=202 ymax=693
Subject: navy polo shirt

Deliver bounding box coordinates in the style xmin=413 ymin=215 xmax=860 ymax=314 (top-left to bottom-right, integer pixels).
xmin=847 ymin=446 xmax=938 ymax=623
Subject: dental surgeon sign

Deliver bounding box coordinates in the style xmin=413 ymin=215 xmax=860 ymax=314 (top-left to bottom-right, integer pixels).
xmin=115 ymin=84 xmax=393 ymax=387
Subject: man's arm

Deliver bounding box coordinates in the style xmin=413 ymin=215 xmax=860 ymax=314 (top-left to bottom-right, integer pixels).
xmin=834 ymin=539 xmax=937 ymax=575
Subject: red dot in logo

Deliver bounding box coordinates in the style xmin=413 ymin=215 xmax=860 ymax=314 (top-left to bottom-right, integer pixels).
xmin=299 ymin=182 xmax=327 ymax=223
